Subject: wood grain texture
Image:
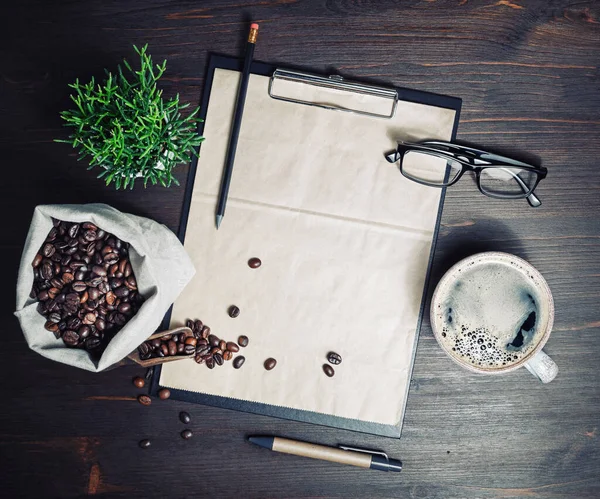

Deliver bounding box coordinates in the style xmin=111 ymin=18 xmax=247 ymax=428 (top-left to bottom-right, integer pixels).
xmin=1 ymin=0 xmax=599 ymax=497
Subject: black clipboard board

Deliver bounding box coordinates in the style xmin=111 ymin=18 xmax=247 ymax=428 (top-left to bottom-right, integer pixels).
xmin=150 ymin=54 xmax=462 ymax=438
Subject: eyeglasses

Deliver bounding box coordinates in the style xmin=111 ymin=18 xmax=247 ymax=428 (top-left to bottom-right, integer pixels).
xmin=385 ymin=140 xmax=547 ymax=207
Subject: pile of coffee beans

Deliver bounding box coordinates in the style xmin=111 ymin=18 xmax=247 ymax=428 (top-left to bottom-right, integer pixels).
xmin=137 ymin=331 xmax=197 ymax=360
xmin=31 ymin=219 xmax=144 ymax=356
xmin=185 ymin=318 xmax=247 ymax=370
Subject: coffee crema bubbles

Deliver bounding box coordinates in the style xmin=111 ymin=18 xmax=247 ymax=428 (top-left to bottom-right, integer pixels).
xmin=434 ymin=257 xmax=552 ymax=371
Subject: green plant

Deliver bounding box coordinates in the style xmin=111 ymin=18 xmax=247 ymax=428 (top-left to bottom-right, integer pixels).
xmin=57 ymin=44 xmax=204 ymax=189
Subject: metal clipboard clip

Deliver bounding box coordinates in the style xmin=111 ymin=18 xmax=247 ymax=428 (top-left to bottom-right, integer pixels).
xmin=268 ymin=68 xmax=398 ymax=119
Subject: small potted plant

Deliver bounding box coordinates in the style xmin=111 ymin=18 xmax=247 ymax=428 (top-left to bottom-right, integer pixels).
xmin=57 ymin=45 xmax=204 ymax=189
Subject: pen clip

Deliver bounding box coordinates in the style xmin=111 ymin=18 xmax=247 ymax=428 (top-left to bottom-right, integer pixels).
xmin=338 ymin=445 xmax=390 ymax=465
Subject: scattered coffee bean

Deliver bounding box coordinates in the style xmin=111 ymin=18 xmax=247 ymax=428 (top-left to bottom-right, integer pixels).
xmin=138 ymin=395 xmax=152 ymax=406
xmin=181 ymin=429 xmax=193 ymax=440
xmin=208 ymin=335 xmax=219 ymax=347
xmin=228 ymin=305 xmax=240 ymax=318
xmin=218 ymin=339 xmax=227 ymax=351
xmin=133 ymin=376 xmax=145 ymax=388
xmin=248 ymin=257 xmax=262 ymax=268
xmin=233 ymin=356 xmax=245 ymax=369
xmin=205 ymin=357 xmax=215 ymax=369
xmin=327 ymin=352 xmax=342 ymax=365
xmin=223 ymin=350 xmax=233 ymax=361
xmin=323 ymin=364 xmax=335 ymax=377
xmin=238 ymin=335 xmax=249 ymax=347
xmin=226 ymin=342 xmax=239 ymax=353
xmin=213 ymin=353 xmax=224 ymax=366
xmin=264 ymin=358 xmax=277 ymax=371
xmin=179 ymin=411 xmax=191 ymax=424
xmin=139 ymin=439 xmax=151 ymax=449
xmin=158 ymin=388 xmax=171 ymax=400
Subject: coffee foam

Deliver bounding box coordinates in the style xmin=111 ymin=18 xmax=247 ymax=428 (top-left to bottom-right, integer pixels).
xmin=433 ymin=255 xmax=552 ymax=371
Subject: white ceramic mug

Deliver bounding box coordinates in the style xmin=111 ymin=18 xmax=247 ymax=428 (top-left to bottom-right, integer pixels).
xmin=430 ymin=252 xmax=558 ymax=383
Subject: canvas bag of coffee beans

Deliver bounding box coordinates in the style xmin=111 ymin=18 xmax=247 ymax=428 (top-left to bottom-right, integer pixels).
xmin=14 ymin=203 xmax=195 ymax=372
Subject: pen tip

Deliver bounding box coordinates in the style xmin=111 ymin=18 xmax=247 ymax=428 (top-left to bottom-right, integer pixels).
xmin=215 ymin=215 xmax=222 ymax=230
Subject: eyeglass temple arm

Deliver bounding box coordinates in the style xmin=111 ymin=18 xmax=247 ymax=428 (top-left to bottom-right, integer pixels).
xmin=497 ymin=167 xmax=542 ymax=208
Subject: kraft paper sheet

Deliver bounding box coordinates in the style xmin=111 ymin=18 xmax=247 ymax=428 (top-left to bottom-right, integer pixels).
xmin=160 ymin=68 xmax=456 ymax=426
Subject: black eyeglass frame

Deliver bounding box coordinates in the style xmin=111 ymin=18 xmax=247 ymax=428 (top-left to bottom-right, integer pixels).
xmin=386 ymin=141 xmax=547 ymax=207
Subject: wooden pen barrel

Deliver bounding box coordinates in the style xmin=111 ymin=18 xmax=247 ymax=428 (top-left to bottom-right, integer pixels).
xmin=273 ymin=438 xmax=371 ymax=468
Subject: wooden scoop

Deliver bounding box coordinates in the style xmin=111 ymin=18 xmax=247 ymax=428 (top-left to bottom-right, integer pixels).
xmin=127 ymin=326 xmax=195 ymax=367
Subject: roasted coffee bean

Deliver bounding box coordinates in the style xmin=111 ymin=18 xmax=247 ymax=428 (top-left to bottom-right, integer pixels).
xmin=92 ymin=265 xmax=107 ymax=277
xmin=196 ymin=345 xmax=211 ymax=357
xmin=228 ymin=305 xmax=240 ymax=318
xmin=162 ymin=334 xmax=172 ymax=341
xmin=118 ymin=259 xmax=127 ymax=275
xmin=264 ymin=358 xmax=277 ymax=371
xmin=184 ymin=337 xmax=197 ymax=347
xmin=68 ymin=224 xmax=80 ymax=238
xmin=95 ymin=318 xmax=106 ymax=331
xmin=233 ymin=356 xmax=245 ymax=369
xmin=74 ymin=270 xmax=86 ymax=281
xmin=50 ymin=278 xmax=64 ymax=289
xmin=67 ymin=317 xmax=82 ymax=329
xmin=104 ymin=253 xmax=119 ymax=265
xmin=138 ymin=342 xmax=150 ymax=356
xmin=48 ymin=312 xmax=61 ymax=324
xmin=45 ymin=321 xmax=59 ymax=333
xmin=87 ymin=276 xmax=103 ymax=287
xmin=138 ymin=395 xmax=152 ymax=406
xmin=63 ymin=330 xmax=80 ymax=346
xmin=208 ymin=335 xmax=220 ymax=347
xmin=32 ymin=253 xmax=43 ymax=268
xmin=158 ymin=388 xmax=171 ymax=400
xmin=151 ymin=338 xmax=161 ymax=349
xmin=156 ymin=349 xmax=165 ymax=358
xmin=80 ymin=290 xmax=89 ymax=304
xmin=114 ymin=287 xmax=129 ymax=298
xmin=124 ymin=263 xmax=133 ymax=278
xmin=48 ymin=287 xmax=60 ymax=299
xmin=179 ymin=412 xmax=191 ymax=424
xmin=181 ymin=429 xmax=193 ymax=440
xmin=248 ymin=257 xmax=262 ymax=268
xmin=109 ymin=278 xmax=123 ymax=289
xmin=205 ymin=357 xmax=215 ymax=369
xmin=327 ymin=352 xmax=342 ymax=365
xmin=194 ymin=319 xmax=203 ymax=332
xmin=125 ymin=276 xmax=137 ymax=291
xmin=43 ymin=243 xmax=55 ymax=258
xmin=41 ymin=260 xmax=54 ymax=280
xmin=322 ymin=364 xmax=335 ymax=377
xmin=118 ymin=303 xmax=131 ymax=314
xmin=72 ymin=281 xmax=87 ymax=292
xmin=98 ymin=281 xmax=110 ymax=294
xmin=238 ymin=335 xmax=249 ymax=347
xmin=105 ymin=291 xmax=116 ymax=305
xmin=78 ymin=325 xmax=91 ymax=339
xmin=200 ymin=325 xmax=210 ymax=339
xmin=197 ymin=338 xmax=208 ymax=348
xmin=133 ymin=377 xmax=145 ymax=388
xmin=160 ymin=344 xmax=169 ymax=356
xmin=184 ymin=344 xmax=195 ymax=355
xmin=114 ymin=313 xmax=127 ymax=326
xmin=210 ymin=347 xmax=223 ymax=356
xmin=83 ymin=313 xmax=97 ymax=325
xmin=109 ymin=263 xmax=119 ymax=277
xmin=87 ymin=287 xmax=100 ymax=301
xmin=37 ymin=290 xmax=49 ymax=301
xmin=186 ymin=319 xmax=195 ymax=331
xmin=84 ymin=229 xmax=97 ymax=242
xmin=176 ymin=342 xmax=184 ymax=354
xmin=194 ymin=354 xmax=205 ymax=364
xmin=168 ymin=340 xmax=177 ymax=356
xmin=226 ymin=342 xmax=239 ymax=353
xmin=213 ymin=353 xmax=224 ymax=366
xmin=218 ymin=340 xmax=227 ymax=351
xmin=139 ymin=439 xmax=151 ymax=449
xmin=223 ymin=350 xmax=233 ymax=361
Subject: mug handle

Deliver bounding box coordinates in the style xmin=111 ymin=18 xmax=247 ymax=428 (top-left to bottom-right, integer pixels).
xmin=524 ymin=349 xmax=558 ymax=383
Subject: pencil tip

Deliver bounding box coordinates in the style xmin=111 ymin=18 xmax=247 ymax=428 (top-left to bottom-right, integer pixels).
xmin=248 ymin=436 xmax=274 ymax=450
xmin=215 ymin=215 xmax=223 ymax=230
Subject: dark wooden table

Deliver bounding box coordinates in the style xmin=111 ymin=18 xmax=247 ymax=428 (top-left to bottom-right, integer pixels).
xmin=2 ymin=1 xmax=599 ymax=497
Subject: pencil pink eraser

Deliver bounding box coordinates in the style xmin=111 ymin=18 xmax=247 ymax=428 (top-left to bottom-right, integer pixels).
xmin=251 ymin=23 xmax=259 ymax=29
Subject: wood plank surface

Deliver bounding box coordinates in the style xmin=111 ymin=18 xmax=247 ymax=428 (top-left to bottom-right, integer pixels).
xmin=1 ymin=1 xmax=599 ymax=497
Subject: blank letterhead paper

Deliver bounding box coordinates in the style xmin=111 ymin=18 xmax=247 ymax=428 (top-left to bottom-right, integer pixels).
xmin=160 ymin=68 xmax=457 ymax=430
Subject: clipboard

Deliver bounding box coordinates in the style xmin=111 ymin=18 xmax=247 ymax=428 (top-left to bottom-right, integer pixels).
xmin=150 ymin=54 xmax=462 ymax=438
